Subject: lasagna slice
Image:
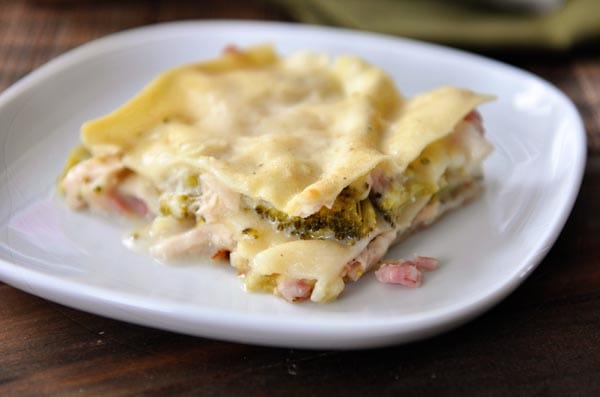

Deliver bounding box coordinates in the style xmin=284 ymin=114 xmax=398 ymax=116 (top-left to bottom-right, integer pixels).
xmin=60 ymin=45 xmax=493 ymax=302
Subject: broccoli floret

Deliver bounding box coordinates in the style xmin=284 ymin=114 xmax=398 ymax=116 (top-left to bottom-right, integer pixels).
xmin=253 ymin=187 xmax=377 ymax=244
xmin=371 ymin=178 xmax=437 ymax=225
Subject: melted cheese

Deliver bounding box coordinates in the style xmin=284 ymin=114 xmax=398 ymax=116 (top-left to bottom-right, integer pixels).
xmin=252 ymin=239 xmax=369 ymax=302
xmin=383 ymin=87 xmax=492 ymax=167
xmin=81 ymin=45 xmax=491 ymax=218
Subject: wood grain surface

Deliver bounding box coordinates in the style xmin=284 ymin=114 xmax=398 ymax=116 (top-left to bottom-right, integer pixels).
xmin=1 ymin=1 xmax=599 ymax=396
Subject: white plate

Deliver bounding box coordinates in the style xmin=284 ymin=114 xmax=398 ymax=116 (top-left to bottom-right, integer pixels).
xmin=0 ymin=21 xmax=585 ymax=349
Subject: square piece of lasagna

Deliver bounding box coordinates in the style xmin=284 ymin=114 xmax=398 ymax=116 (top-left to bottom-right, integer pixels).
xmin=60 ymin=45 xmax=493 ymax=302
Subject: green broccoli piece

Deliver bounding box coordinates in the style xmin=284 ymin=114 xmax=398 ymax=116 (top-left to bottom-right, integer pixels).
xmin=253 ymin=187 xmax=377 ymax=244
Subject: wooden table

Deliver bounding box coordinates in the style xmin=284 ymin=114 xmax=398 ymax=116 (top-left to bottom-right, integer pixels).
xmin=1 ymin=1 xmax=599 ymax=395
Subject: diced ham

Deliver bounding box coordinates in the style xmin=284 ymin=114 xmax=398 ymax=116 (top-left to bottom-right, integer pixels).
xmin=342 ymin=260 xmax=363 ymax=281
xmin=464 ymin=110 xmax=484 ymax=134
xmin=446 ymin=112 xmax=493 ymax=175
xmin=222 ymin=44 xmax=241 ymax=55
xmin=211 ymin=249 xmax=230 ymax=261
xmin=414 ymin=255 xmax=439 ymax=271
xmin=368 ymin=168 xmax=390 ymax=194
xmin=106 ymin=190 xmax=150 ymax=218
xmin=375 ymin=261 xmax=423 ymax=287
xmin=277 ymin=278 xmax=313 ymax=302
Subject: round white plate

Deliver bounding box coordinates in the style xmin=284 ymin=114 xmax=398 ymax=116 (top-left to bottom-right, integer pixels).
xmin=0 ymin=21 xmax=585 ymax=349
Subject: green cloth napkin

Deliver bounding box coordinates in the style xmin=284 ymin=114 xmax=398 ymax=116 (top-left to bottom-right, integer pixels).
xmin=269 ymin=0 xmax=600 ymax=49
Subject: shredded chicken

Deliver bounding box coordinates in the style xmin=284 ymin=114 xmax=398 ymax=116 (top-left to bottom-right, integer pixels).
xmin=342 ymin=229 xmax=396 ymax=281
xmin=61 ymin=155 xmax=151 ymax=217
xmin=61 ymin=155 xmax=124 ymax=209
xmin=412 ymin=201 xmax=441 ymax=227
xmin=150 ymin=223 xmax=235 ymax=261
xmin=195 ymin=174 xmax=240 ymax=222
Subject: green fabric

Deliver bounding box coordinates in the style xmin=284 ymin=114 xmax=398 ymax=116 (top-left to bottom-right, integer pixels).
xmin=269 ymin=0 xmax=600 ymax=49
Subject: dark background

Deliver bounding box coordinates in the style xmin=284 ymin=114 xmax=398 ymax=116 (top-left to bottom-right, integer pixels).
xmin=1 ymin=1 xmax=599 ymax=395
